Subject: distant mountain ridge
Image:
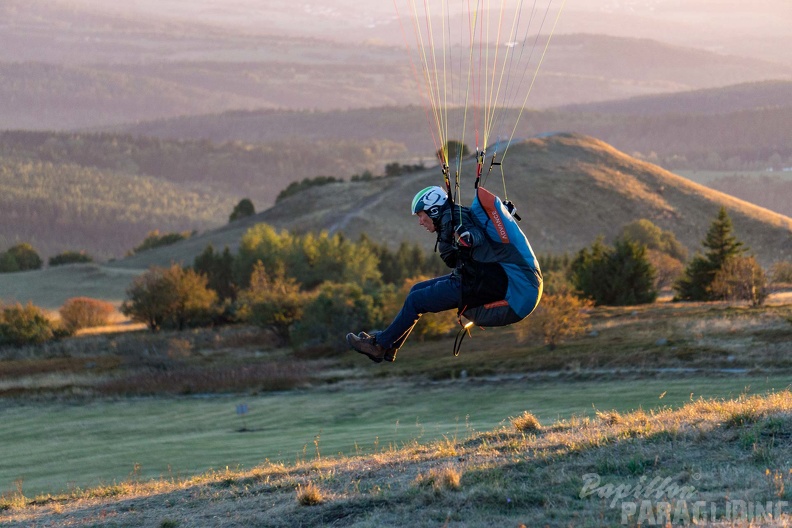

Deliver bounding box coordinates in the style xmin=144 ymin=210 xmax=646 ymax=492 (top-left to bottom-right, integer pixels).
xmin=3 ymin=25 xmax=791 ymax=130
xmin=114 ymin=81 xmax=792 ymax=186
xmin=557 ymin=79 xmax=792 ymax=116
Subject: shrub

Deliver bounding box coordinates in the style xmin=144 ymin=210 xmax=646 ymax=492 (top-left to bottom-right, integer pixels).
xmin=229 ymin=198 xmax=255 ymax=222
xmin=541 ymin=269 xmax=575 ymax=296
xmin=414 ymin=466 xmax=462 ymax=492
xmin=620 ymin=219 xmax=688 ymax=261
xmin=0 ymin=252 xmax=19 ymax=273
xmin=646 ymin=250 xmax=684 ymax=291
xmin=1 ymin=243 xmax=43 ymax=272
xmin=571 ymin=237 xmax=657 ymax=306
xmin=296 ymin=482 xmax=324 ymax=506
xmin=290 ymin=282 xmax=384 ymax=353
xmin=59 ymin=297 xmax=115 ymax=332
xmin=48 ymin=251 xmax=93 ymax=267
xmin=710 ymin=256 xmax=768 ymax=306
xmin=276 ymin=176 xmax=342 ymax=203
xmin=236 ymin=261 xmax=311 ymax=340
xmin=770 ymin=261 xmax=792 ymax=284
xmin=121 ymin=265 xmax=218 ymax=332
xmin=131 ymin=230 xmax=193 ymax=254
xmin=511 ymin=411 xmax=542 ymax=432
xmin=0 ymin=302 xmax=54 ymax=346
xmin=518 ymin=290 xmax=593 ymax=350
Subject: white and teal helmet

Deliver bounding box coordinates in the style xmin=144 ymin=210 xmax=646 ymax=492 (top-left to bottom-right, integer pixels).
xmin=411 ymin=186 xmax=448 ymax=220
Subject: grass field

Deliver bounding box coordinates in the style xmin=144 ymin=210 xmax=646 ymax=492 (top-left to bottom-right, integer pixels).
xmin=2 ymin=375 xmax=789 ymax=498
xmin=0 ymin=297 xmax=790 ymax=525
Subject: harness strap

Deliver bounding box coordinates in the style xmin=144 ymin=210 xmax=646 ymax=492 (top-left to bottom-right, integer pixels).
xmin=452 ymin=319 xmax=474 ymax=357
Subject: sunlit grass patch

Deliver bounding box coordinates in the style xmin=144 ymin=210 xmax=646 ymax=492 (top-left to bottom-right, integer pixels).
xmin=414 ymin=465 xmax=462 ymax=493
xmin=296 ymin=481 xmax=325 ymax=506
xmin=595 ymin=409 xmax=624 ymax=425
xmin=510 ymin=411 xmax=541 ymax=433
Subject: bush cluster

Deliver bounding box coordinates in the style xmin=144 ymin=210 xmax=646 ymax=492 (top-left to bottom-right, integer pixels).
xmin=59 ymin=297 xmax=115 ymax=333
xmin=48 ymin=251 xmax=93 ymax=267
xmin=117 ymin=224 xmax=447 ymax=354
xmin=131 ymin=230 xmax=194 ymax=254
xmin=570 ymin=237 xmax=657 ymax=306
xmin=0 ymin=243 xmax=43 ymax=273
xmin=0 ymin=302 xmax=55 ymax=346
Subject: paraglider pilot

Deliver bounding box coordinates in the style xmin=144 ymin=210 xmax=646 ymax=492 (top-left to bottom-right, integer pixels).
xmin=346 ymin=186 xmax=509 ymax=362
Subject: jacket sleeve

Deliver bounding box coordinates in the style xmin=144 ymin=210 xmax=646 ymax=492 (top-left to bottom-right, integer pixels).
xmin=437 ymin=206 xmax=486 ymax=268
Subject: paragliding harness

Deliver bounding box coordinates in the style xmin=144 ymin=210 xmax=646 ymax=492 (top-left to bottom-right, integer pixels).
xmin=448 ymin=151 xmax=543 ymax=356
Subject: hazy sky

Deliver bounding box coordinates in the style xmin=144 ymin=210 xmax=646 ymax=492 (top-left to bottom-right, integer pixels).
xmin=64 ymin=0 xmax=791 ymax=65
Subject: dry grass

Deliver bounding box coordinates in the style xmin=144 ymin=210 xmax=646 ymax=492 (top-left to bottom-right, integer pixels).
xmin=296 ymin=482 xmax=325 ymax=506
xmin=0 ymin=325 xmax=305 ymax=397
xmin=414 ymin=465 xmax=462 ymax=492
xmin=510 ymin=411 xmax=542 ymax=432
xmin=2 ymin=391 xmax=790 ymax=527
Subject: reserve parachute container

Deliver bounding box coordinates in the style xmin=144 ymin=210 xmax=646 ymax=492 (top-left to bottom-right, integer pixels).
xmin=461 ymin=186 xmax=542 ymax=327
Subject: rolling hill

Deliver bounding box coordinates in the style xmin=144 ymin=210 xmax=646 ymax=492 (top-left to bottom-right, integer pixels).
xmin=3 ymin=133 xmax=789 ymax=311
xmin=110 ymin=133 xmax=792 ymax=271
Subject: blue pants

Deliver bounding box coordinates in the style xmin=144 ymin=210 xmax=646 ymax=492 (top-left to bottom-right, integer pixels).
xmin=376 ymin=274 xmax=461 ymax=350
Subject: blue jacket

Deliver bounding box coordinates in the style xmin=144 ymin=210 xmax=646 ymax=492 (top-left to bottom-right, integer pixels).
xmin=435 ymin=201 xmax=509 ymax=312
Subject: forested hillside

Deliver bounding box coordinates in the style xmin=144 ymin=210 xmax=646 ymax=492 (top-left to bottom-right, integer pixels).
xmin=123 ymin=104 xmax=792 ymax=173
xmin=0 ymin=131 xmax=405 ymax=202
xmin=0 ymin=131 xmax=407 ymax=259
xmin=0 ymin=158 xmax=232 ymax=260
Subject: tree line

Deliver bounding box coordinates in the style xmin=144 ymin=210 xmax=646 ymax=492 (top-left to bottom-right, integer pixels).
xmin=2 ymin=211 xmax=788 ymax=351
xmin=516 ymin=208 xmax=780 ymax=349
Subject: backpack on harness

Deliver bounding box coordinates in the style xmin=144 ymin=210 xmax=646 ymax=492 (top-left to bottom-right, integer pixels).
xmin=459 ymin=186 xmax=543 ymax=327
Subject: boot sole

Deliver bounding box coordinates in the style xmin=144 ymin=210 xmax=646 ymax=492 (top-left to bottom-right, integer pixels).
xmin=346 ymin=333 xmax=384 ymax=363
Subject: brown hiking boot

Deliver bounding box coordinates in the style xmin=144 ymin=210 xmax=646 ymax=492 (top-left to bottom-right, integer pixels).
xmin=346 ymin=332 xmax=396 ymax=363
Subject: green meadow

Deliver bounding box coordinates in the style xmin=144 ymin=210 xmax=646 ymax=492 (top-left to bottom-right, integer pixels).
xmin=3 ymin=375 xmax=788 ymax=498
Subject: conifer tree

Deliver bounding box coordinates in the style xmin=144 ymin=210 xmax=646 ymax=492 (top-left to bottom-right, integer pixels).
xmin=675 ymin=207 xmax=746 ymax=301
xmin=194 ymin=245 xmax=237 ymax=302
xmin=571 ymin=237 xmax=657 ymax=306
